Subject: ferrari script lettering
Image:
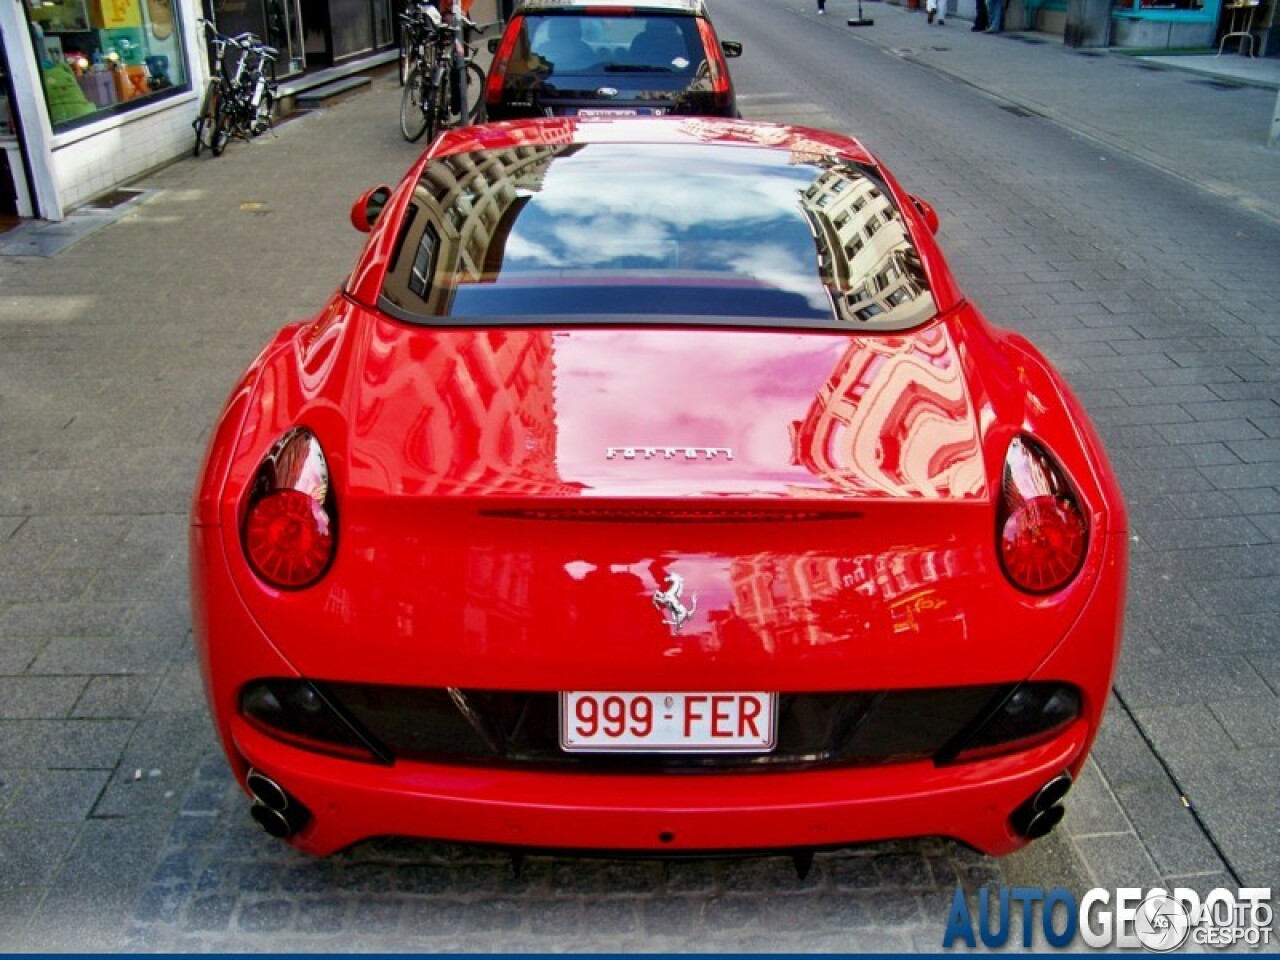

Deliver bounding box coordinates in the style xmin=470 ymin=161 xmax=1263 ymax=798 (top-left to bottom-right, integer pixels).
xmin=606 ymin=446 xmax=734 ymax=461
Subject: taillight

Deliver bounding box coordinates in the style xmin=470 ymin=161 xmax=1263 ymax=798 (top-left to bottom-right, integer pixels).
xmin=998 ymin=436 xmax=1087 ymax=594
xmin=486 ymin=15 xmax=523 ymax=105
xmin=696 ymin=19 xmax=731 ymax=98
xmin=241 ymin=428 xmax=337 ymax=590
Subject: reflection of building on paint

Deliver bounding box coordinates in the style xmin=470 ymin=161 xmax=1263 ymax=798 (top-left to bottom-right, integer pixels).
xmin=798 ymin=166 xmax=936 ymax=329
xmin=366 ymin=141 xmax=603 ymax=502
xmin=356 ymin=324 xmax=579 ymax=498
xmin=723 ymin=548 xmax=964 ymax=652
xmin=788 ymin=326 xmax=985 ymax=499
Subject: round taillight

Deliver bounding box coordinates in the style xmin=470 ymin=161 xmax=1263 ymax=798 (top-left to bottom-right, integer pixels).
xmin=1000 ymin=494 xmax=1087 ymax=593
xmin=998 ymin=437 xmax=1088 ymax=594
xmin=244 ymin=489 xmax=334 ymax=589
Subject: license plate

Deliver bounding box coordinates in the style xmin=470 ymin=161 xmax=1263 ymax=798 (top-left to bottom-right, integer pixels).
xmin=560 ymin=691 xmax=776 ymax=753
xmin=574 ymin=108 xmax=645 ymax=117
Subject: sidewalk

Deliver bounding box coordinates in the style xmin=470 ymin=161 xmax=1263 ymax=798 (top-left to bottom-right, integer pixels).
xmin=822 ymin=0 xmax=1280 ymax=223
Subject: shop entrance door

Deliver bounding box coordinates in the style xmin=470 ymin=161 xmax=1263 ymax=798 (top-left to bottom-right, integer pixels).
xmin=300 ymin=0 xmax=333 ymax=66
xmin=372 ymin=0 xmax=394 ymax=48
xmin=266 ymin=0 xmax=308 ymax=75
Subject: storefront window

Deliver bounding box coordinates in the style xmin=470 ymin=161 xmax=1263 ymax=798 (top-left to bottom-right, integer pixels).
xmin=23 ymin=0 xmax=189 ymax=130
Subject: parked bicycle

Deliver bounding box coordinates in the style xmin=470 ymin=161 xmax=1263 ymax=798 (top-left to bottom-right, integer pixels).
xmin=398 ymin=5 xmax=485 ymax=143
xmin=193 ymin=20 xmax=279 ymax=157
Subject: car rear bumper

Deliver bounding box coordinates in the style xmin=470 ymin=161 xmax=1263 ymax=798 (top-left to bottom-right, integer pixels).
xmin=193 ymin=521 xmax=1124 ymax=858
xmin=231 ymin=715 xmax=1090 ymax=857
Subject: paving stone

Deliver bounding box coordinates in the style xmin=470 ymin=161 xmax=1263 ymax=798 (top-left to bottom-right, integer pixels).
xmin=1071 ymin=833 xmax=1163 ymax=889
xmin=1116 ymin=656 xmax=1271 ymax=708
xmin=1111 ymin=782 xmax=1227 ymax=878
xmin=1060 ymin=759 xmax=1130 ymax=838
xmin=293 ymin=896 xmax=348 ymax=934
xmin=0 ymin=676 xmax=87 ymax=718
xmin=0 ymin=823 xmax=80 ymax=888
xmin=1206 ymin=696 xmax=1280 ymax=749
xmin=236 ymin=898 xmax=294 ymax=932
xmin=71 ymin=675 xmax=160 ymax=718
xmin=0 ymin=719 xmax=134 ymax=769
xmin=1186 ymin=577 xmax=1280 ymax=617
xmin=3 ymin=768 xmax=109 ymax=824
xmin=639 ymin=895 xmax=700 ymax=936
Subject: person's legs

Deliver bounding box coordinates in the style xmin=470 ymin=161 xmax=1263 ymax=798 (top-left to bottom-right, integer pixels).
xmin=817 ymin=0 xmax=826 ymax=13
xmin=972 ymin=0 xmax=989 ymax=29
xmin=986 ymin=0 xmax=1004 ymax=30
xmin=451 ymin=49 xmax=465 ymax=119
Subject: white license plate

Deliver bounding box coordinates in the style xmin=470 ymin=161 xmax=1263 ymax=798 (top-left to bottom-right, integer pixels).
xmin=560 ymin=691 xmax=776 ymax=753
xmin=575 ymin=108 xmax=644 ymax=117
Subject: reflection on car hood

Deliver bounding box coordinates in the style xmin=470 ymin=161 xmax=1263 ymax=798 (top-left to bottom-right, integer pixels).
xmin=341 ymin=308 xmax=986 ymax=501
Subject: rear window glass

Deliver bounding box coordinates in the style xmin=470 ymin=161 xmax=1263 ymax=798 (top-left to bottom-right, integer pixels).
xmin=378 ymin=141 xmax=937 ymax=331
xmin=508 ymin=14 xmax=705 ymax=76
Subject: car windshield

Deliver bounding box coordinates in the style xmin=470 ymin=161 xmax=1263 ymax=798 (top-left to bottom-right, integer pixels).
xmin=513 ymin=14 xmax=705 ymax=76
xmin=378 ymin=140 xmax=938 ymax=331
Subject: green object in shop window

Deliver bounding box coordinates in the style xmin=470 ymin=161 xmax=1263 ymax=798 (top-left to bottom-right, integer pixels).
xmin=41 ymin=61 xmax=97 ymax=124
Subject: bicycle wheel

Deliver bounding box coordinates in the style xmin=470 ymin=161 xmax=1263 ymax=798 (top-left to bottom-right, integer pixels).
xmin=400 ymin=66 xmax=432 ymax=142
xmin=398 ymin=26 xmax=411 ymax=86
xmin=211 ymin=97 xmax=234 ymax=155
xmin=251 ymin=90 xmax=274 ymax=136
xmin=429 ymin=69 xmax=449 ymax=138
xmin=193 ymin=83 xmax=218 ymax=156
xmin=464 ymin=61 xmax=486 ymax=123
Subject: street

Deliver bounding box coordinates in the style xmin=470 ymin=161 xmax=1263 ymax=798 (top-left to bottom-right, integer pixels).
xmin=1 ymin=0 xmax=1277 ymax=950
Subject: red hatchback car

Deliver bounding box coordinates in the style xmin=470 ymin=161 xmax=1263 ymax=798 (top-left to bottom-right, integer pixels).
xmin=190 ymin=117 xmax=1127 ymax=859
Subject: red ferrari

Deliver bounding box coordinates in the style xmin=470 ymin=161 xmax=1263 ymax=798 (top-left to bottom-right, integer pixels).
xmin=190 ymin=117 xmax=1126 ymax=859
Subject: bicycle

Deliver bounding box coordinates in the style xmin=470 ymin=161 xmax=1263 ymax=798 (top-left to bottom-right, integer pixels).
xmin=398 ymin=7 xmax=485 ymax=142
xmin=193 ymin=20 xmax=279 ymax=157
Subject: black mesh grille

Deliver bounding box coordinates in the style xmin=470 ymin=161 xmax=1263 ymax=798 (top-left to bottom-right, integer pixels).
xmin=316 ymin=683 xmax=1011 ymax=772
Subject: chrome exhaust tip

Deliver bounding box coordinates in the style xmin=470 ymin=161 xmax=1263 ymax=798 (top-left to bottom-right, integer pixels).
xmin=246 ymin=769 xmax=310 ymax=838
xmin=246 ymin=769 xmax=290 ymax=812
xmin=1032 ymin=772 xmax=1073 ymax=812
xmin=1010 ymin=771 xmax=1072 ymax=839
xmin=1020 ymin=803 xmax=1066 ymax=839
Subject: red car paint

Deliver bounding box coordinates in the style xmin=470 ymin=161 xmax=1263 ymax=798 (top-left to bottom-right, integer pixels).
xmin=191 ymin=117 xmax=1127 ymax=857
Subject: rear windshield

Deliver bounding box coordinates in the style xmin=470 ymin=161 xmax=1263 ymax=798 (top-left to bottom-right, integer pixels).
xmin=508 ymin=13 xmax=705 ymax=77
xmin=377 ymin=141 xmax=938 ymax=331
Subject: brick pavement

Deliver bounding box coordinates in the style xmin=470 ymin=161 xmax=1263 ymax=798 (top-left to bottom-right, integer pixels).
xmin=2 ymin=6 xmax=1279 ymax=947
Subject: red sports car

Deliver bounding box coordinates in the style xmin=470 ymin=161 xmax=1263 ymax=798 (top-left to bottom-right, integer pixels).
xmin=190 ymin=116 xmax=1127 ymax=859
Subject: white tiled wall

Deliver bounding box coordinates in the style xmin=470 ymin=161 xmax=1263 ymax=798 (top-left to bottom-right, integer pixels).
xmin=50 ymin=94 xmax=199 ymax=213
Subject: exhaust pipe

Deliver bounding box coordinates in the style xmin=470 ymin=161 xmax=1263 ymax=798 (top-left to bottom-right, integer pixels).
xmin=246 ymin=768 xmax=310 ymax=839
xmin=1010 ymin=771 xmax=1072 ymax=840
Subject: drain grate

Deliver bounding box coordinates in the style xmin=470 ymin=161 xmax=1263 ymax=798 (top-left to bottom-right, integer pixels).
xmin=1196 ymin=78 xmax=1244 ymax=89
xmin=82 ymin=188 xmax=144 ymax=210
xmin=999 ymin=103 xmax=1041 ymax=118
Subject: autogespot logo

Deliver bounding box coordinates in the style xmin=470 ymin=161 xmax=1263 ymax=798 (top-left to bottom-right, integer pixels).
xmin=942 ymin=886 xmax=1274 ymax=951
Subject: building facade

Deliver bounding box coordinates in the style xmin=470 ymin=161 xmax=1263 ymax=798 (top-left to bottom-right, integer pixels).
xmin=1 ymin=0 xmax=502 ymax=221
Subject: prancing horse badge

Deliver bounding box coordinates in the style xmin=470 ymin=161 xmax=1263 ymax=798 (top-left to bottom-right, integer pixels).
xmin=653 ymin=573 xmax=697 ymax=635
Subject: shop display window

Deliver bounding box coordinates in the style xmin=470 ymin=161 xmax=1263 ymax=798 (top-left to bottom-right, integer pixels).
xmin=23 ymin=0 xmax=189 ymax=129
